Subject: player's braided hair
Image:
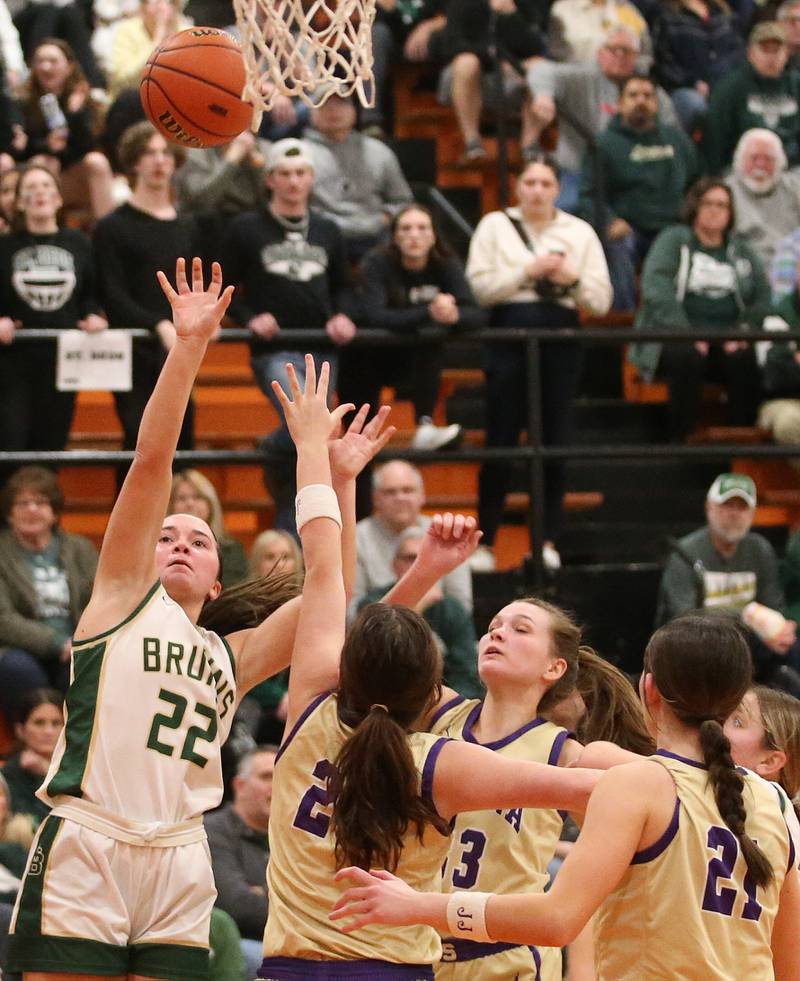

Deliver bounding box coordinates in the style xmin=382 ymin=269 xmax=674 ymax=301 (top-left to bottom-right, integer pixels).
xmin=329 ymin=603 xmax=451 ymax=872
xmin=645 ymin=613 xmax=774 ymax=888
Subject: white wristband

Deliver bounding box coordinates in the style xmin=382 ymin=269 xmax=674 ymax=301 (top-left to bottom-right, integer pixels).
xmin=446 ymin=892 xmax=493 ymax=942
xmin=295 ymin=483 xmax=342 ymax=534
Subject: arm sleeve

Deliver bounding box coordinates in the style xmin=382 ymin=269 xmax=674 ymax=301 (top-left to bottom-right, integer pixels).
xmin=441 ymin=257 xmax=488 ymax=330
xmin=206 ymin=823 xmax=268 ymax=939
xmin=175 ymin=153 xmax=243 ymax=212
xmin=222 ymin=218 xmax=256 ymax=328
xmin=77 ymin=234 xmax=103 ymax=318
xmin=378 ymin=146 xmax=414 ymax=212
xmin=573 ymin=224 xmax=613 ymax=316
xmin=0 ymin=3 xmax=24 ymax=77
xmin=756 ymin=542 xmax=787 ymax=613
xmin=327 ymin=225 xmax=355 ymax=315
xmin=637 ymin=228 xmax=692 ymax=329
xmin=0 ymin=580 xmax=62 ymax=658
xmin=700 ymin=80 xmax=736 ymax=176
xmin=742 ymin=244 xmax=772 ymax=330
xmin=655 ymin=553 xmax=703 ymax=625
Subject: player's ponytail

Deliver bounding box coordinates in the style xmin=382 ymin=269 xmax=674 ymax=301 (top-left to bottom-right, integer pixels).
xmin=330 ymin=603 xmax=451 ymax=871
xmin=700 ymin=717 xmax=774 ymax=887
xmin=198 ymin=570 xmax=301 ymax=636
xmin=645 ymin=614 xmax=774 ymax=888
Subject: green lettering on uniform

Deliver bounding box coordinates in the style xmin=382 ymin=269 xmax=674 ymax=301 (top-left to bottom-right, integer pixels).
xmin=219 ymin=688 xmax=235 ymax=720
xmin=166 ymin=642 xmax=184 ymax=675
xmin=146 ymin=688 xmax=187 ymax=757
xmin=143 ymin=638 xmax=160 ymax=671
xmin=186 ymin=646 xmax=206 ymax=680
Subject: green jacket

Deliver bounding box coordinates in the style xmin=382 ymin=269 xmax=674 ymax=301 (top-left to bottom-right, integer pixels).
xmin=0 ymin=528 xmax=97 ymax=659
xmin=629 ymin=225 xmax=771 ymax=380
xmin=577 ymin=114 xmax=699 ymax=233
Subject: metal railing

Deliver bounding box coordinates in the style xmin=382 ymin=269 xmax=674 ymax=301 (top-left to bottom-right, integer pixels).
xmin=4 ymin=324 xmax=800 ymax=586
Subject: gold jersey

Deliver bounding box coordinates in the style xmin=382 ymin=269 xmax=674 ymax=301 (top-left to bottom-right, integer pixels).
xmin=431 ymin=696 xmax=570 ymax=981
xmin=263 ymin=693 xmax=452 ymax=965
xmin=594 ymin=750 xmax=795 ymax=981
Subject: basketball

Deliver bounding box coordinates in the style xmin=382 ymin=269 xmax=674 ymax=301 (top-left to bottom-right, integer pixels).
xmin=140 ymin=27 xmax=253 ymax=149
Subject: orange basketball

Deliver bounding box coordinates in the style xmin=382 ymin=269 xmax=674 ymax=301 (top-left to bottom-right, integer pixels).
xmin=140 ymin=27 xmax=253 ymax=148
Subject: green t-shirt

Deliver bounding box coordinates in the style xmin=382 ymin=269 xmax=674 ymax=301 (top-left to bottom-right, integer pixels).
xmin=681 ymin=243 xmax=742 ymax=331
xmin=23 ymin=538 xmax=72 ymax=646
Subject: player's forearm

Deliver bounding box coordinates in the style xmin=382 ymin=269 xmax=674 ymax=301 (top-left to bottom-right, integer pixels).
xmin=334 ymin=477 xmax=357 ymax=600
xmin=383 ymin=559 xmax=439 ymax=608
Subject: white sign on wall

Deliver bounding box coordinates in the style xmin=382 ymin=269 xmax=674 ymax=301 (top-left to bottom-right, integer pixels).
xmin=56 ymin=330 xmax=132 ymax=391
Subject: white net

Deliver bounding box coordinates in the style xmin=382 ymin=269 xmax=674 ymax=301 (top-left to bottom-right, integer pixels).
xmin=233 ymin=0 xmax=376 ymax=122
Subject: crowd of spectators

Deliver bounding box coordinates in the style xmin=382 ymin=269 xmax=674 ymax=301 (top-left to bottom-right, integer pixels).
xmin=2 ymin=1 xmax=800 ymax=969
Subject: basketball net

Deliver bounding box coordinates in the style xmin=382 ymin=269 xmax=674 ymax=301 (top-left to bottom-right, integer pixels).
xmin=232 ymin=0 xmax=376 ymax=124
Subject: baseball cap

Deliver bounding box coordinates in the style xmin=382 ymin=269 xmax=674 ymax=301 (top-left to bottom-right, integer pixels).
xmin=749 ymin=21 xmax=786 ymax=45
xmin=265 ymin=138 xmax=314 ymax=173
xmin=707 ymin=473 xmax=757 ymax=508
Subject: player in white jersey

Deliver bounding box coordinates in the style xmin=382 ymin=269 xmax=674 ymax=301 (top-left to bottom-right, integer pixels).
xmin=334 ymin=614 xmax=800 ymax=981
xmin=6 ymin=260 xmax=389 ymax=981
xmin=258 ymin=359 xmax=603 ymax=980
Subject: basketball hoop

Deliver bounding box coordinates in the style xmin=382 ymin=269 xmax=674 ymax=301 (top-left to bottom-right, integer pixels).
xmin=232 ymin=0 xmax=376 ymax=124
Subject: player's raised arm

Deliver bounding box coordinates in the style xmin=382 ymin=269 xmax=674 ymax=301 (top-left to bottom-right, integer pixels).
xmin=76 ymin=258 xmax=232 ymax=637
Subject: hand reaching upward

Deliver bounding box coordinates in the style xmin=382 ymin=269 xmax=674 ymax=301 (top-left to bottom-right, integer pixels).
xmin=156 ymin=258 xmax=234 ymax=347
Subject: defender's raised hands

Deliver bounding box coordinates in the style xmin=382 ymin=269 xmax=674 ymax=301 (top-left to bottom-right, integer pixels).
xmin=156 ymin=258 xmax=233 ymax=345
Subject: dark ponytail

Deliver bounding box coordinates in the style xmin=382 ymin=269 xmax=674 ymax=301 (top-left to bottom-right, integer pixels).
xmin=699 ymin=718 xmax=774 ymax=887
xmin=198 ymin=570 xmax=301 ymax=636
xmin=645 ymin=614 xmax=774 ymax=888
xmin=329 ymin=603 xmax=451 ymax=871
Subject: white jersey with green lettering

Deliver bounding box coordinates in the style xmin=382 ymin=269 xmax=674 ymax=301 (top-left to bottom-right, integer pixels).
xmin=38 ymin=582 xmax=237 ymax=823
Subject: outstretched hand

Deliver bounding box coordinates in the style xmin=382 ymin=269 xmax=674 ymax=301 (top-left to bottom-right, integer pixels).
xmin=156 ymin=258 xmax=234 ymax=346
xmin=415 ymin=513 xmax=482 ymax=580
xmin=271 ymin=355 xmax=354 ymax=447
xmin=330 ymin=867 xmax=422 ymax=933
xmin=329 ymin=404 xmax=396 ymax=483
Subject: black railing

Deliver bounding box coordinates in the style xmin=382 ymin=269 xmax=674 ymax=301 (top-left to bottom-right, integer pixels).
xmin=4 ymin=324 xmax=800 ymax=587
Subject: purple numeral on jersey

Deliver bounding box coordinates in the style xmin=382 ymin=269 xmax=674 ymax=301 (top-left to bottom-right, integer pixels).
xmin=451 ymin=828 xmax=487 ymax=889
xmin=292 ymin=758 xmax=335 ymax=838
xmin=701 ymin=825 xmax=763 ymax=921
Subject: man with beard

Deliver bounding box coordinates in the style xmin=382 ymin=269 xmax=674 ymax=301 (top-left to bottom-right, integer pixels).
xmin=727 ymin=128 xmax=800 ymax=270
xmin=577 ymin=73 xmax=698 ymax=308
xmin=655 ymin=473 xmax=799 ymax=686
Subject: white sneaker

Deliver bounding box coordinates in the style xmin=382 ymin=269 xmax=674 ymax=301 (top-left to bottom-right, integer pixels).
xmin=411 ymin=418 xmax=463 ymax=451
xmin=543 ymin=542 xmax=561 ymax=571
xmin=469 ymin=544 xmax=496 ymax=572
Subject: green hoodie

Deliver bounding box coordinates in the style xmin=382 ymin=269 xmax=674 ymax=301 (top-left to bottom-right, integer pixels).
xmin=629 ymin=224 xmax=771 ymax=380
xmin=577 ymin=114 xmax=699 ymax=233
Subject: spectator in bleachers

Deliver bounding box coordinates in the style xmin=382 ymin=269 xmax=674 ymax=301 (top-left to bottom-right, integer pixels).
xmin=168 ymin=470 xmax=248 ymax=588
xmin=107 ymin=0 xmax=190 ymax=98
xmin=777 ymin=0 xmax=800 ymax=68
xmin=94 ymin=121 xmax=199 ymax=453
xmin=338 ymin=204 xmax=484 ymax=485
xmin=650 ymin=0 xmax=745 ymax=134
xmin=547 ymin=0 xmax=650 ymax=65
xmin=0 ymin=163 xmax=108 ymax=454
xmin=527 ymin=25 xmax=679 ymax=212
xmin=1 ymin=688 xmax=62 ymax=830
xmin=0 ymin=1 xmax=25 ymax=91
xmin=351 ymin=459 xmax=473 ymax=613
xmin=577 ymin=72 xmax=699 ymax=310
xmin=656 ymin=473 xmax=800 ymax=691
xmin=0 ymin=469 xmax=96 ymax=720
xmin=13 ymin=38 xmax=115 ymax=222
xmin=466 ymin=154 xmax=612 ymax=572
xmin=91 ymin=0 xmax=146 ymax=76
xmin=357 ymin=527 xmax=482 ymax=697
xmin=223 ymin=137 xmax=356 ymax=532
xmin=0 ymin=166 xmax=19 ymax=234
xmin=771 ymin=225 xmax=800 ymax=301
xmin=402 ymin=0 xmax=447 ymax=63
xmin=365 ymin=0 xmax=447 ymax=136
xmin=702 ymin=21 xmax=800 ymax=175
xmin=12 ymin=0 xmax=105 ymax=89
xmin=249 ymin=528 xmax=303 ymax=584
xmin=303 ymin=93 xmax=413 ymax=261
xmin=437 ymin=0 xmax=547 ymax=164
xmin=757 ymin=257 xmax=800 ymax=467
xmin=727 ymin=129 xmax=800 ymax=271
xmin=205 ymin=745 xmax=276 ymax=979
xmin=630 ymin=178 xmax=769 ymax=440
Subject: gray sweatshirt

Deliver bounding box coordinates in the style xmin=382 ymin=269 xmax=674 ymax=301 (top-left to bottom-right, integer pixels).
xmin=303 ymin=127 xmax=413 ymax=240
xmin=727 ymin=171 xmax=800 ymax=272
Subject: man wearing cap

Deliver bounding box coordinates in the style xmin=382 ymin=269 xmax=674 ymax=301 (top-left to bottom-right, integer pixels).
xmin=702 ymin=21 xmax=800 ymax=175
xmin=223 ymin=137 xmax=358 ymax=530
xmin=656 ymin=473 xmax=798 ymax=682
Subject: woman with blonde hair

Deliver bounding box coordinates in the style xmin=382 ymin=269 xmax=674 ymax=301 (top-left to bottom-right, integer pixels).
xmin=169 ymin=469 xmax=248 ymax=588
xmin=249 ymin=529 xmax=304 ymax=586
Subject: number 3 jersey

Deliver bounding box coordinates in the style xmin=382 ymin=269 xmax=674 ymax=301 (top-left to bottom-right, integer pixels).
xmin=263 ymin=692 xmax=452 ymax=964
xmin=594 ymin=750 xmax=795 ymax=981
xmin=38 ymin=582 xmax=237 ymax=823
